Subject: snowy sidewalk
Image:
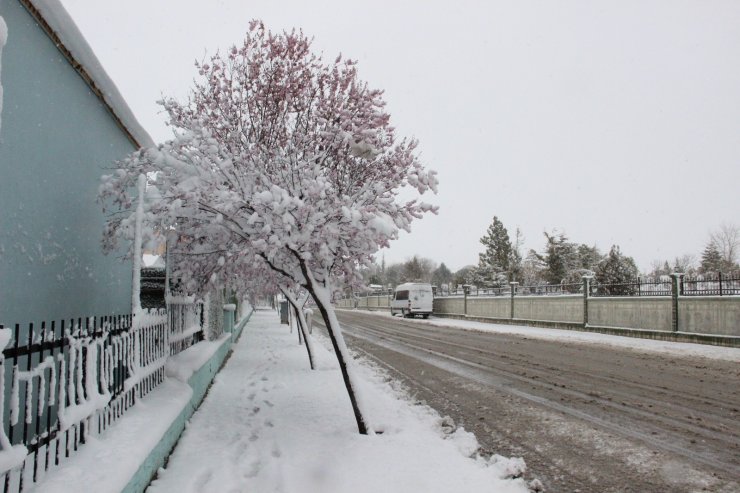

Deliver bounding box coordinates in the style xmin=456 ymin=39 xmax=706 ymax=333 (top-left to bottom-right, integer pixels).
xmin=148 ymin=309 xmax=530 ymax=493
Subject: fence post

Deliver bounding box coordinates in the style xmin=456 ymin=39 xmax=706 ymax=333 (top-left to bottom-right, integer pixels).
xmin=718 ymin=271 xmax=723 ymax=296
xmin=670 ymin=273 xmax=684 ymax=332
xmin=463 ymin=285 xmax=469 ymax=316
xmin=223 ymin=304 xmax=235 ymax=335
xmin=509 ymin=282 xmax=518 ymax=319
xmin=582 ymin=275 xmax=592 ymax=327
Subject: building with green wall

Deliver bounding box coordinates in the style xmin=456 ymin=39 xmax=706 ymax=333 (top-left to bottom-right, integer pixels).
xmin=0 ymin=0 xmax=153 ymax=327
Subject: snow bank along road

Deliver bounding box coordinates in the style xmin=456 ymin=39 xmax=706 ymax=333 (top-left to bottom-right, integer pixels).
xmin=320 ymin=310 xmax=740 ymax=493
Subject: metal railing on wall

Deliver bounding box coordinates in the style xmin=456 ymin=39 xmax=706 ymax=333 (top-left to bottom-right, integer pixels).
xmin=429 ymin=272 xmax=740 ymax=299
xmin=680 ymin=272 xmax=740 ymax=296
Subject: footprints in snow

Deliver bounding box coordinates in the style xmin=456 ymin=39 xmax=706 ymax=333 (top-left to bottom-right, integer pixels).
xmin=233 ymin=369 xmax=282 ymax=479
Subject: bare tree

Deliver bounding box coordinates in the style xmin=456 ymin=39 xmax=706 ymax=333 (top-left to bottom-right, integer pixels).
xmin=710 ymin=223 xmax=740 ymax=270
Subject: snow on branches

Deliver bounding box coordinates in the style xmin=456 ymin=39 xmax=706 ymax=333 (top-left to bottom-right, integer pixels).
xmin=100 ymin=20 xmax=437 ymax=434
xmin=100 ymin=20 xmax=436 ymax=295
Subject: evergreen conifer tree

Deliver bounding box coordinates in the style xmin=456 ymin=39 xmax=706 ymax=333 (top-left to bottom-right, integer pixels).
xmin=700 ymin=241 xmax=724 ymax=273
xmin=595 ymin=245 xmax=639 ymax=294
xmin=535 ymin=231 xmax=578 ymax=285
xmin=478 ymin=216 xmax=513 ymax=283
xmin=432 ymin=263 xmax=453 ymax=287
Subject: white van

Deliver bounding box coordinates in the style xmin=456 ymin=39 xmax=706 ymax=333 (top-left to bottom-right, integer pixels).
xmin=390 ymin=283 xmax=433 ymax=318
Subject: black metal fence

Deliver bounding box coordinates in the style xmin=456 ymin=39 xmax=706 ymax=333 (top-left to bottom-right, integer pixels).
xmin=680 ymin=272 xmax=740 ymax=296
xmin=0 ymin=305 xmax=204 ymax=492
xmin=168 ymin=302 xmax=205 ymax=355
xmin=431 ymin=272 xmax=740 ymax=299
xmin=516 ymin=283 xmax=582 ymax=296
xmin=435 ymin=283 xmax=580 ymax=297
xmin=590 ymin=278 xmax=672 ymax=297
xmin=435 ymin=285 xmax=511 ymax=297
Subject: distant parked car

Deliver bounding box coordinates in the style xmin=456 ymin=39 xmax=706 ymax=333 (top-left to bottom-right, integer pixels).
xmin=390 ymin=283 xmax=433 ymax=318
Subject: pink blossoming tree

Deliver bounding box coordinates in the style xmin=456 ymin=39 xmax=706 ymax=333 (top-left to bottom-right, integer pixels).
xmin=100 ymin=21 xmax=437 ymax=434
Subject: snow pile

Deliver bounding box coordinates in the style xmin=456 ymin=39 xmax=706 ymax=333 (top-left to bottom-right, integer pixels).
xmin=165 ymin=334 xmax=230 ymax=382
xmin=0 ymin=328 xmax=11 ymax=353
xmin=0 ymin=14 xmax=7 ymax=135
xmin=142 ymin=254 xmax=164 ymax=268
xmin=355 ymin=309 xmax=740 ymax=362
xmin=0 ymin=445 xmax=26 ymax=476
xmin=28 ymin=380 xmax=193 ymax=493
xmin=148 ymin=310 xmax=530 ymax=493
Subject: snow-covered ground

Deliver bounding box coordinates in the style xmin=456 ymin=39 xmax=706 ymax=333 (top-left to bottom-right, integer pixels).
xmin=148 ymin=309 xmax=531 ymax=493
xmin=349 ymin=309 xmax=740 ymax=362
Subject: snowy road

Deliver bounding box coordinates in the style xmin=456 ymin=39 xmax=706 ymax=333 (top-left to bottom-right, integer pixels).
xmin=322 ymin=310 xmax=740 ymax=493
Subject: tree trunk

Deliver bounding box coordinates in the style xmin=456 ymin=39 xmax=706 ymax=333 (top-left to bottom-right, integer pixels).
xmin=302 ymin=269 xmax=372 ymax=435
xmin=297 ymin=308 xmax=304 ymax=344
xmin=295 ymin=306 xmax=303 ymax=344
xmin=280 ymin=288 xmax=315 ymax=370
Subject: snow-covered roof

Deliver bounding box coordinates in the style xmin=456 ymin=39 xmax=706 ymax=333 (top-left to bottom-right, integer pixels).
xmin=24 ymin=0 xmax=154 ymax=148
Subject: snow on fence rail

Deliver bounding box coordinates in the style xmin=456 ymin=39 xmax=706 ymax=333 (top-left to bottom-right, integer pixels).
xmin=680 ymin=272 xmax=740 ymax=296
xmin=0 ymin=304 xmax=204 ymax=492
xmin=168 ymin=301 xmax=205 ymax=355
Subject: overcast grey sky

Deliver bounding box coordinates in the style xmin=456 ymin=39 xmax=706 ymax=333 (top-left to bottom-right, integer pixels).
xmin=61 ymin=0 xmax=740 ymax=272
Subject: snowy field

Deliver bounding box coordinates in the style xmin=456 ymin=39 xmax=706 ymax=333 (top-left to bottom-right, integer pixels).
xmin=347 ymin=309 xmax=740 ymax=362
xmin=148 ymin=309 xmax=531 ymax=493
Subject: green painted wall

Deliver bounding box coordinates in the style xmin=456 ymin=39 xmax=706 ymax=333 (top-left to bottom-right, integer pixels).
xmin=0 ymin=1 xmax=136 ymax=327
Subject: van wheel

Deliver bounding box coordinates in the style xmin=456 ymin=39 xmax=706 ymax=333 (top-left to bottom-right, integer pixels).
xmin=422 ymin=314 xmax=429 ymax=319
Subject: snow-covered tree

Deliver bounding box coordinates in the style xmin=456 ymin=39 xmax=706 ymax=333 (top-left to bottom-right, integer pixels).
xmin=100 ymin=21 xmax=437 ymax=434
xmin=509 ymin=227 xmax=524 ymax=282
xmin=519 ymin=250 xmax=545 ymax=286
xmin=575 ymin=244 xmax=602 ymax=272
xmin=383 ymin=262 xmax=403 ymax=288
xmin=672 ymin=254 xmax=697 ymax=275
xmin=534 ymin=231 xmax=578 ymax=285
xmin=595 ymin=245 xmax=639 ymax=294
xmin=453 ymin=265 xmax=476 ymax=287
xmin=700 ymin=240 xmax=724 ymax=273
xmin=401 ymin=255 xmax=435 ymax=282
xmin=478 ymin=216 xmax=512 ymax=283
xmin=431 ymin=262 xmax=453 ymax=287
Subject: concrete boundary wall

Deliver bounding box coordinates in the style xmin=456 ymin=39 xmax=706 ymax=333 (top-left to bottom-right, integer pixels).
xmin=467 ymin=297 xmax=509 ymax=318
xmin=589 ymin=297 xmax=673 ymax=332
xmin=679 ymin=297 xmax=740 ymax=335
xmin=337 ymin=295 xmax=391 ymax=310
xmin=514 ymin=296 xmax=582 ymax=324
xmin=433 ymin=294 xmax=740 ymax=338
